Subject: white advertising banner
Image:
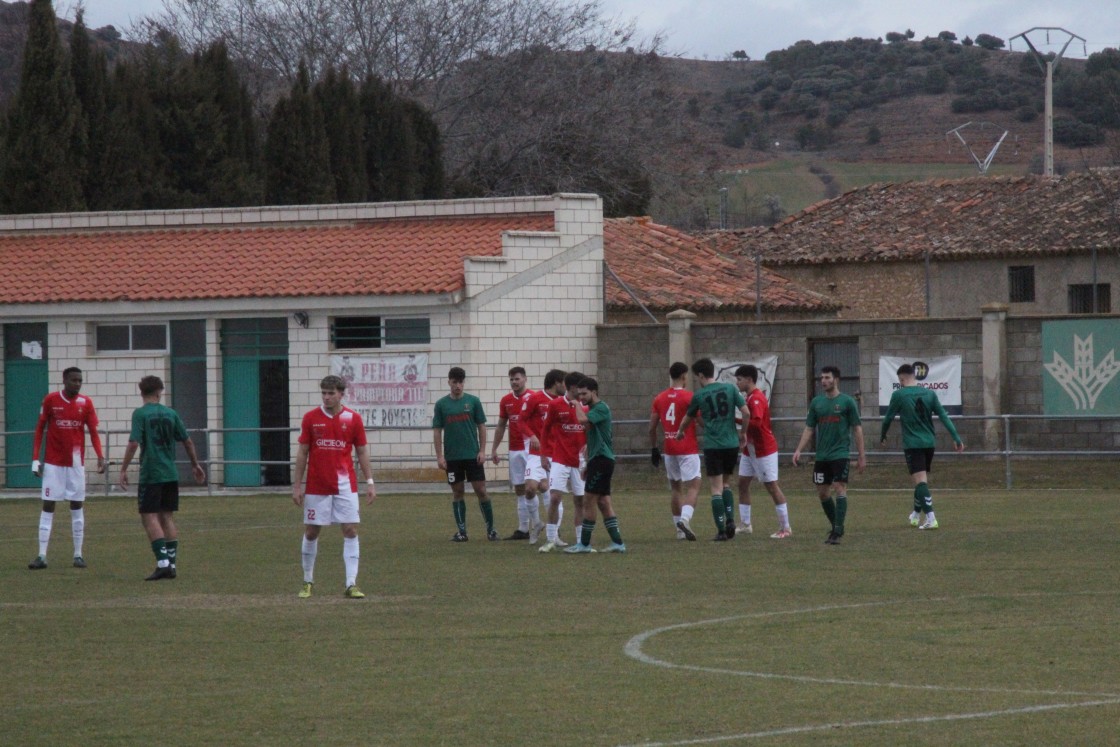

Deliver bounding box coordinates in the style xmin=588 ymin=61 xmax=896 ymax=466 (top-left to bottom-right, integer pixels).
xmin=711 ymin=355 xmax=779 ymax=401
xmin=330 ymin=353 xmax=429 ymax=427
xmin=878 ymin=356 xmax=962 ymax=415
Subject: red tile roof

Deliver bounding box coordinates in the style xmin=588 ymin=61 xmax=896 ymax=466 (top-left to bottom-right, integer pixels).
xmin=709 ymin=171 xmax=1120 ymax=265
xmin=604 ymin=217 xmax=838 ymax=312
xmin=0 ymin=214 xmax=554 ymax=304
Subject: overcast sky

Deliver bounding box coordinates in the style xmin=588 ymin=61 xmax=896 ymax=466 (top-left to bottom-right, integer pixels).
xmin=75 ymin=0 xmax=1119 ymax=61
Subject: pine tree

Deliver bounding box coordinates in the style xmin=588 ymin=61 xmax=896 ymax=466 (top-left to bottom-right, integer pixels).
xmin=315 ymin=66 xmax=366 ymax=203
xmin=265 ymin=61 xmax=334 ymax=205
xmin=0 ymin=0 xmax=86 ymax=213
xmin=101 ymin=59 xmax=172 ymax=209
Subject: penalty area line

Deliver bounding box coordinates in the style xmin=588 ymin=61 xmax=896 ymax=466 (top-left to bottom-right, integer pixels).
xmin=614 ymin=698 xmax=1120 ymax=747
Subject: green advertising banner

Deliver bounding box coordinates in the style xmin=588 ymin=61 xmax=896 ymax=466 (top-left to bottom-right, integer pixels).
xmin=1042 ymin=319 xmax=1120 ymax=414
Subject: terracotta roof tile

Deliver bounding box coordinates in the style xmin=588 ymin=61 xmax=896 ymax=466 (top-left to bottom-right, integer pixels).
xmin=707 ymin=172 xmax=1120 ymax=265
xmin=604 ymin=217 xmax=838 ymax=312
xmin=0 ymin=214 xmax=554 ymax=304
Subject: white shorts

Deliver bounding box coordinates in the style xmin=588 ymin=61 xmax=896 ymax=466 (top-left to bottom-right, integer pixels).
xmin=664 ymin=453 xmax=701 ymax=483
xmin=41 ymin=463 xmax=86 ymax=503
xmin=303 ymin=480 xmax=360 ymax=526
xmin=525 ymin=454 xmax=549 ymax=484
xmin=548 ymin=462 xmax=585 ymax=496
xmin=739 ymin=451 xmax=779 ymax=483
xmin=508 ymin=450 xmax=528 ymax=486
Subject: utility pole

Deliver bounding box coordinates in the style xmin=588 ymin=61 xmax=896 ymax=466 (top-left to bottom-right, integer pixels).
xmin=1010 ymin=27 xmax=1085 ymax=177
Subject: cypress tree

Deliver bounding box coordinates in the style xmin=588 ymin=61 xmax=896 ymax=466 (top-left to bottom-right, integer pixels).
xmin=403 ymin=99 xmax=445 ymax=199
xmin=0 ymin=0 xmax=86 ymax=213
xmin=101 ymin=59 xmax=172 ymax=209
xmin=264 ymin=61 xmax=334 ymax=205
xmin=315 ymin=66 xmax=366 ymax=203
xmin=69 ymin=9 xmax=112 ymax=210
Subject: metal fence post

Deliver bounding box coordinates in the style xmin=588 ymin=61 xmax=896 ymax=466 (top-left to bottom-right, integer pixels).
xmin=1003 ymin=414 xmax=1012 ymax=490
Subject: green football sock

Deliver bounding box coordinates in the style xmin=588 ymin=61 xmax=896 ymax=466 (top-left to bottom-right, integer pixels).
xmin=165 ymin=539 xmax=178 ymax=566
xmin=604 ymin=516 xmax=623 ymax=544
xmin=452 ymin=500 xmax=467 ymax=533
xmin=710 ymin=495 xmax=726 ymax=531
xmin=835 ymin=495 xmax=847 ymax=536
xmin=722 ymin=487 xmax=735 ymax=525
xmin=913 ymin=486 xmax=923 ymax=513
xmin=151 ymin=538 xmax=168 ymax=564
xmin=480 ymin=500 xmax=494 ymax=532
xmin=820 ymin=497 xmax=836 ymax=529
xmin=581 ymin=519 xmax=596 ymax=546
xmin=916 ymin=482 xmax=932 ymax=512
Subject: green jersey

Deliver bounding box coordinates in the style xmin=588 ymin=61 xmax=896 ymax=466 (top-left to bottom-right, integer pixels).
xmin=584 ymin=400 xmax=615 ymax=461
xmin=880 ymin=385 xmax=962 ymax=449
xmin=686 ymin=381 xmax=745 ymax=450
xmin=128 ymin=402 xmax=189 ymax=485
xmin=805 ymin=393 xmax=862 ymax=461
xmin=432 ymin=393 xmax=486 ymax=461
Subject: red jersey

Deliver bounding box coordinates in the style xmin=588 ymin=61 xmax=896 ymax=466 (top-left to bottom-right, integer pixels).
xmin=651 ymin=387 xmax=698 ymax=456
xmin=497 ymin=388 xmax=534 ymax=451
xmin=743 ymin=388 xmax=778 ymax=458
xmin=299 ymin=405 xmax=368 ymax=494
xmin=520 ymin=389 xmax=559 ymax=455
xmin=33 ymin=391 xmax=103 ymax=467
xmin=541 ymin=396 xmax=587 ymax=467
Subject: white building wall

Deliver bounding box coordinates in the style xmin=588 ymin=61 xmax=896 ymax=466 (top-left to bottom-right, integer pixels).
xmin=1 ymin=193 xmax=604 ymax=489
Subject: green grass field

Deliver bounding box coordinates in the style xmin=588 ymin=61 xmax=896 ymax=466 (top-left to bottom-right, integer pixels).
xmin=2 ymin=486 xmax=1117 ymax=746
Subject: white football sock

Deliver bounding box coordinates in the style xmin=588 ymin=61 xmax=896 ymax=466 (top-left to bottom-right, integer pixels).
xmin=343 ymin=536 xmax=360 ymax=587
xmin=775 ymin=503 xmax=789 ymax=530
xmin=71 ymin=507 xmax=85 ymax=557
xmin=38 ymin=511 xmax=54 ymax=557
xmin=740 ymin=504 xmax=752 ymax=525
xmin=681 ymin=505 xmax=695 ymax=523
xmin=301 ymin=537 xmax=318 ymax=583
xmin=517 ymin=497 xmax=530 ymax=532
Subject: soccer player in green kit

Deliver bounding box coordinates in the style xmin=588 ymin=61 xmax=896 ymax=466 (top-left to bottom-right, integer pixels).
xmin=793 ymin=366 xmax=866 ymax=545
xmin=675 ymin=358 xmax=752 ymax=541
xmin=433 ymin=367 xmax=498 ymax=541
xmin=879 ymin=363 xmax=965 ymax=530
xmin=568 ymin=377 xmax=626 ymax=553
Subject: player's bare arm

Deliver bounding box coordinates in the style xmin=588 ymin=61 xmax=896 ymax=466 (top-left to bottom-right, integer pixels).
xmin=117 ymin=441 xmax=140 ymax=490
xmin=292 ymin=443 xmax=310 ymax=505
xmin=792 ymin=426 xmax=814 ymax=466
xmin=432 ymin=428 xmax=446 ymax=470
xmin=356 ymin=444 xmax=377 ymax=504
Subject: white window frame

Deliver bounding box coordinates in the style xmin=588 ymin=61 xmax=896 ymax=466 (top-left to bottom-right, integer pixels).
xmin=94 ymin=322 xmax=170 ymax=353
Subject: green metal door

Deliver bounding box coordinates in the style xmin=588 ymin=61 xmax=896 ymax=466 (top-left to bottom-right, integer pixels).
xmin=221 ymin=318 xmax=288 ymax=487
xmin=4 ymin=324 xmax=49 ymax=488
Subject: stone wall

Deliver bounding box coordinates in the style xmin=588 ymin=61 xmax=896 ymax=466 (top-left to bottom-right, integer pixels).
xmin=597 ymin=312 xmax=1120 ymax=457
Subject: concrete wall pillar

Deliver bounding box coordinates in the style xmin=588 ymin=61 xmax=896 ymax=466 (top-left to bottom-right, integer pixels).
xmin=667 ymin=309 xmax=696 ymax=384
xmin=981 ymin=303 xmax=1009 ymax=452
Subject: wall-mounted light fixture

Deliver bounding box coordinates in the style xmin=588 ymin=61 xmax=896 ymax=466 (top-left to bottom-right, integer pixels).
xmin=293 ymin=312 xmax=309 ymax=328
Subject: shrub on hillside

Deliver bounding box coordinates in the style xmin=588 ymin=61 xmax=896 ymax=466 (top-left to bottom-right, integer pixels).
xmin=975 ymin=34 xmax=1005 ymax=51
xmin=1053 ymin=118 xmax=1104 ymax=146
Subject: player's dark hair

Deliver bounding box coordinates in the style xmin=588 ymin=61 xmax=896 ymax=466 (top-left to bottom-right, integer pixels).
xmin=448 ymin=366 xmax=466 ymax=382
xmin=62 ymin=366 xmax=82 ymax=379
xmin=578 ymin=376 xmax=599 ymax=392
xmin=508 ymin=366 xmax=526 ymax=377
xmin=544 ymin=369 xmax=566 ymax=388
xmin=564 ymin=371 xmax=584 ymax=388
xmin=320 ymin=374 xmax=346 ymax=391
xmin=691 ymin=358 xmax=715 ymax=379
xmin=821 ymin=365 xmax=841 ymax=379
xmin=669 ymin=362 xmax=689 ymax=379
xmin=138 ymin=375 xmax=164 ymax=396
xmin=735 ymin=364 xmax=758 ymax=382
xmin=897 ymin=363 xmax=915 ymax=376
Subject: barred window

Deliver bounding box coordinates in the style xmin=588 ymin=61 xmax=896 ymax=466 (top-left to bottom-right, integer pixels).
xmin=1008 ymin=266 xmax=1035 ymax=303
xmin=1068 ymin=284 xmax=1111 ymax=314
xmin=331 ymin=317 xmax=430 ymax=349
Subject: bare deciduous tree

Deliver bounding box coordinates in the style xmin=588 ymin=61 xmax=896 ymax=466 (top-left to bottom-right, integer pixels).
xmin=138 ymin=0 xmax=700 ymax=214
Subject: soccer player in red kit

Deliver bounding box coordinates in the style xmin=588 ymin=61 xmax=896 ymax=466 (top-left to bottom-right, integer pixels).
xmin=292 ymin=375 xmax=377 ymax=599
xmin=734 ymin=364 xmax=792 ymax=538
xmin=537 ymin=372 xmax=588 ymax=553
xmin=649 ymin=362 xmax=701 ymax=541
xmin=490 ymin=366 xmax=540 ymax=540
xmin=520 ymin=369 xmax=567 ymax=544
xmin=29 ymin=367 xmax=105 ymax=570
